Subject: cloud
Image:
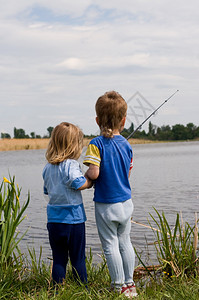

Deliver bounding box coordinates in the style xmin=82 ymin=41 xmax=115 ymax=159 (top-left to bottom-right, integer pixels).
xmin=57 ymin=58 xmax=86 ymax=70
xmin=0 ymin=0 xmax=199 ymax=136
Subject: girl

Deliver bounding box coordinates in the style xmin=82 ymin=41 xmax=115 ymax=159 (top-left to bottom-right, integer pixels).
xmin=42 ymin=122 xmax=92 ymax=285
xmin=83 ymin=91 xmax=137 ymax=298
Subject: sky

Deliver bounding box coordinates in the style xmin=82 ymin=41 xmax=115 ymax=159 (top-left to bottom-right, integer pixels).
xmin=0 ymin=0 xmax=199 ymax=137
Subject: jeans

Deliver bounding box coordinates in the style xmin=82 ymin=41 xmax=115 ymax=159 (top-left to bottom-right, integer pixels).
xmin=95 ymin=199 xmax=135 ymax=288
xmin=47 ymin=222 xmax=87 ymax=284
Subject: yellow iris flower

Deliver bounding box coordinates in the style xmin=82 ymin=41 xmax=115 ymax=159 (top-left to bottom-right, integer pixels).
xmin=3 ymin=177 xmax=11 ymax=184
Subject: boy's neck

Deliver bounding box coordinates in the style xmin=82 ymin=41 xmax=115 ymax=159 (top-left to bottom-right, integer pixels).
xmin=112 ymin=129 xmax=120 ymax=135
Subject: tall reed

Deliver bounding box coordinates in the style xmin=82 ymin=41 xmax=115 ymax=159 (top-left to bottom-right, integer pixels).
xmin=149 ymin=208 xmax=199 ymax=277
xmin=0 ymin=176 xmax=30 ymax=269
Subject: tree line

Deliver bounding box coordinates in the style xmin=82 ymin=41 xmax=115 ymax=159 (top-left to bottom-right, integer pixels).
xmin=1 ymin=122 xmax=199 ymax=141
xmin=122 ymin=122 xmax=199 ymax=141
xmin=1 ymin=127 xmax=54 ymax=139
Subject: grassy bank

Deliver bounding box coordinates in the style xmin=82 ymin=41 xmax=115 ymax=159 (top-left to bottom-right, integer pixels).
xmin=0 ymin=138 xmax=161 ymax=152
xmin=1 ymin=250 xmax=199 ymax=299
xmin=0 ymin=138 xmax=50 ymax=151
xmin=1 ymin=177 xmax=199 ymax=299
xmin=0 ymin=138 xmax=93 ymax=151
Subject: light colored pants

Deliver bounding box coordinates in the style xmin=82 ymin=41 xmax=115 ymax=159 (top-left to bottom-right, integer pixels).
xmin=95 ymin=199 xmax=135 ymax=288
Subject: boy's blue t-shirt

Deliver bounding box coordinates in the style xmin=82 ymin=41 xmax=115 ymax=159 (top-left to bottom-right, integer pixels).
xmin=42 ymin=159 xmax=87 ymax=224
xmin=83 ymin=135 xmax=133 ymax=203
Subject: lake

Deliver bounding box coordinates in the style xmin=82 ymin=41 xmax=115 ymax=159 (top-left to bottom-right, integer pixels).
xmin=0 ymin=141 xmax=199 ymax=266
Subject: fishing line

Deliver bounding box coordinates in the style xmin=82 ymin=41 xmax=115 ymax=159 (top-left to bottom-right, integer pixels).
xmin=126 ymin=90 xmax=179 ymax=140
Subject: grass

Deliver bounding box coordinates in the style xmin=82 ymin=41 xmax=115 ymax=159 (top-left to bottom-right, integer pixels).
xmin=1 ymin=250 xmax=199 ymax=299
xmin=148 ymin=208 xmax=199 ymax=278
xmin=0 ymin=138 xmax=92 ymax=151
xmin=0 ymin=138 xmax=95 ymax=152
xmin=0 ymin=138 xmax=50 ymax=151
xmin=1 ymin=136 xmax=199 ymax=152
xmin=0 ymin=138 xmax=166 ymax=152
xmin=0 ymin=176 xmax=30 ymax=268
xmin=1 ymin=177 xmax=199 ymax=299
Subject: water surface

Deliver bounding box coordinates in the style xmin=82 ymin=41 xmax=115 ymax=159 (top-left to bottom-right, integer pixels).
xmin=0 ymin=141 xmax=198 ymax=265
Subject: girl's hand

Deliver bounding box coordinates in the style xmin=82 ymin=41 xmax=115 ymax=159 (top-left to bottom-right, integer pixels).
xmin=78 ymin=176 xmax=93 ymax=190
xmin=85 ymin=176 xmax=93 ymax=189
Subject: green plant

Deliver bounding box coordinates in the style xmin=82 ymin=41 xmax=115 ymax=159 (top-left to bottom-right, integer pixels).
xmin=149 ymin=208 xmax=199 ymax=277
xmin=0 ymin=176 xmax=30 ymax=269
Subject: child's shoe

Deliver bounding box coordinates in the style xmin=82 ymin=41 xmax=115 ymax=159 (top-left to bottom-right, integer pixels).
xmin=112 ymin=283 xmax=138 ymax=298
xmin=121 ymin=285 xmax=132 ymax=298
xmin=127 ymin=283 xmax=138 ymax=297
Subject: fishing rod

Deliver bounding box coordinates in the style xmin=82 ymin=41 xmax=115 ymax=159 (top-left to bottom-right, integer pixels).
xmin=126 ymin=90 xmax=179 ymax=140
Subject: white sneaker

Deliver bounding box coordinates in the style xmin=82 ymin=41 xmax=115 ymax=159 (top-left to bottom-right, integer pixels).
xmin=127 ymin=283 xmax=138 ymax=297
xmin=121 ymin=285 xmax=132 ymax=298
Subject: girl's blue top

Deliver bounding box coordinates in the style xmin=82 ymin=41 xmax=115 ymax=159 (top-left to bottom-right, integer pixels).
xmin=42 ymin=159 xmax=86 ymax=224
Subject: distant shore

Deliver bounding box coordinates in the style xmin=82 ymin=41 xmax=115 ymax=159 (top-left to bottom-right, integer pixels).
xmin=0 ymin=138 xmax=161 ymax=152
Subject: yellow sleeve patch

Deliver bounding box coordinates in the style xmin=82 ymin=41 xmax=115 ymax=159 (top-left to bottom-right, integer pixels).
xmin=83 ymin=144 xmax=101 ymax=167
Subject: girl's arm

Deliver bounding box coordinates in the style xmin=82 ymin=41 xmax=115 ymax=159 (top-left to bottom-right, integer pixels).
xmin=85 ymin=163 xmax=99 ymax=181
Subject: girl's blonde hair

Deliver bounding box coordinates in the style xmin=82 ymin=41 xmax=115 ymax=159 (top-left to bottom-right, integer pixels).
xmin=45 ymin=122 xmax=84 ymax=164
xmin=95 ymin=91 xmax=127 ymax=138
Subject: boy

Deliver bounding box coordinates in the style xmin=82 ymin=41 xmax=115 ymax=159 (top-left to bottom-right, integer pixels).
xmin=83 ymin=91 xmax=137 ymax=297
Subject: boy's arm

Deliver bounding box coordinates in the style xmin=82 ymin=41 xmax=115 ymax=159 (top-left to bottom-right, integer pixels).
xmin=85 ymin=163 xmax=99 ymax=181
xmin=83 ymin=142 xmax=100 ymax=180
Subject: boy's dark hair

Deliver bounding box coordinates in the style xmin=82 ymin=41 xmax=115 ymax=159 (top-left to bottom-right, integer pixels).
xmin=95 ymin=91 xmax=127 ymax=138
